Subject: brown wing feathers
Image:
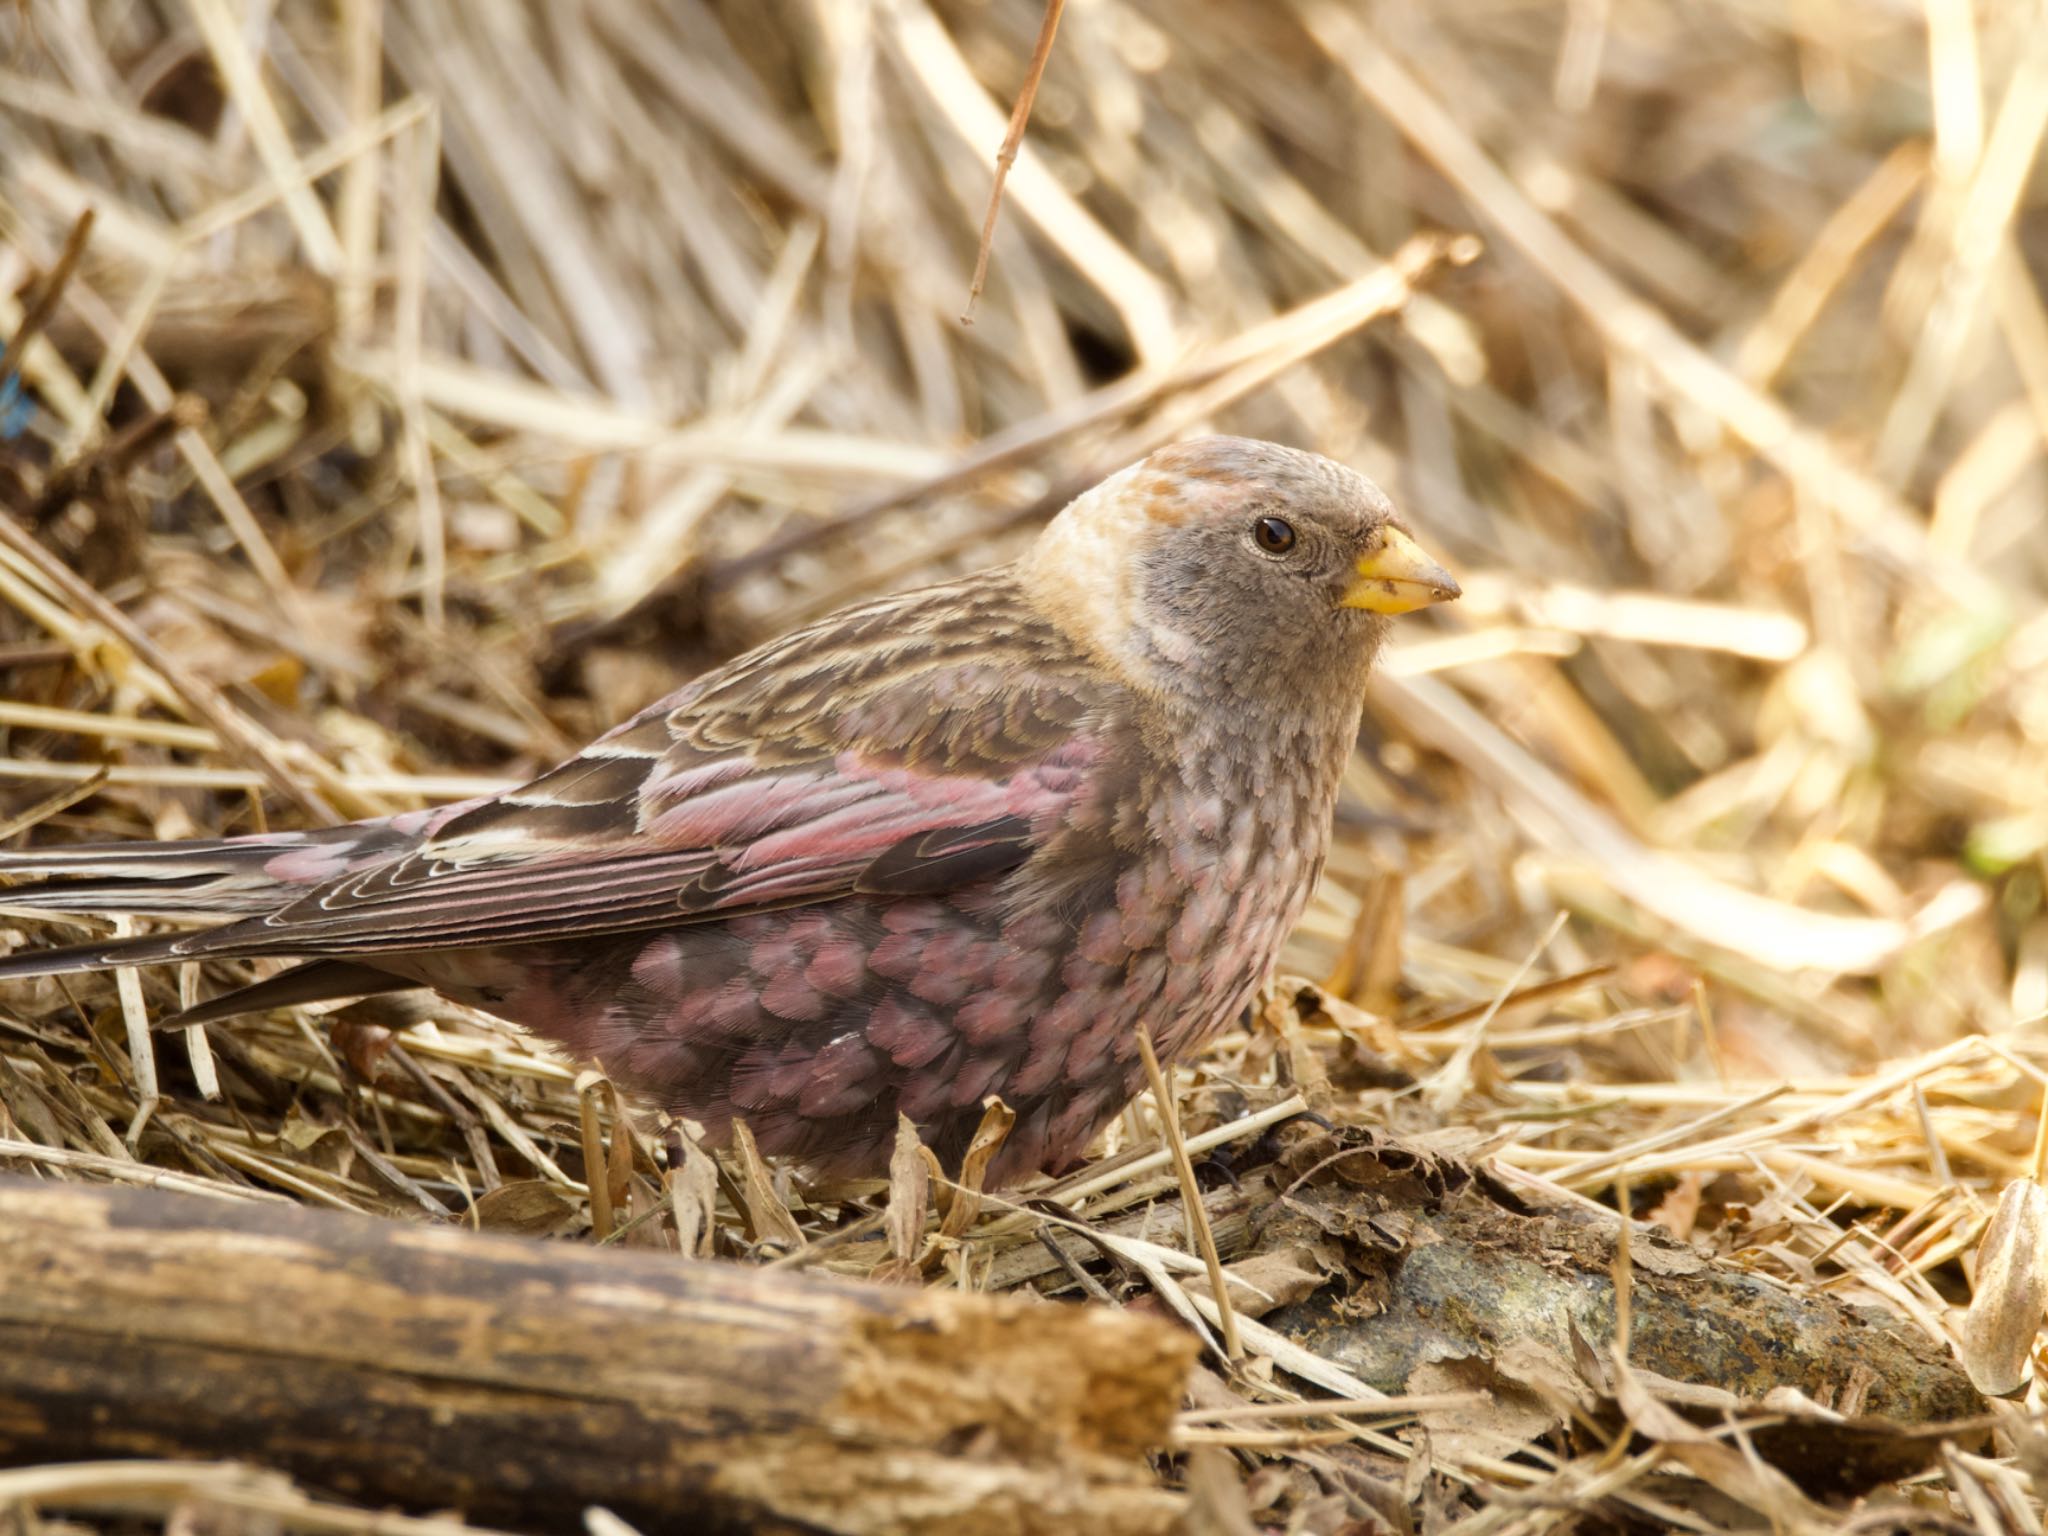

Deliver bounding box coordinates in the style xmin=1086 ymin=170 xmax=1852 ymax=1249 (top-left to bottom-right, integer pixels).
xmin=0 ymin=573 xmax=1117 ymax=977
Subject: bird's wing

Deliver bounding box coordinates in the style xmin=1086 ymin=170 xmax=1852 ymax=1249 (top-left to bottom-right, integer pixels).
xmin=175 ymin=580 xmax=1129 ymax=958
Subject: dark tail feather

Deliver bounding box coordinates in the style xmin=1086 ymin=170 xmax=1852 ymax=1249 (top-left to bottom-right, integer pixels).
xmin=0 ymin=928 xmax=416 ymax=1020
xmin=0 ymin=834 xmax=308 ymax=916
xmin=165 ymin=959 xmax=418 ymax=1027
xmin=0 ymin=913 xmax=276 ymax=987
xmin=0 ymin=873 xmax=272 ymax=919
xmin=0 ymin=821 xmax=419 ymax=918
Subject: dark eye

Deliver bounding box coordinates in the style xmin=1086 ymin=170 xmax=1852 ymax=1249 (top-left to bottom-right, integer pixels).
xmin=1253 ymin=516 xmax=1296 ymax=554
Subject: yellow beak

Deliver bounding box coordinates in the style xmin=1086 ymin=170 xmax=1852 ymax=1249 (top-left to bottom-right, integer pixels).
xmin=1340 ymin=527 xmax=1462 ymax=615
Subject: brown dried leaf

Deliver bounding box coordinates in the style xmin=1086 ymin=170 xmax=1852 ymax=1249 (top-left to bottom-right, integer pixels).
xmin=1962 ymin=1177 xmax=2048 ymax=1396
xmin=605 ymin=1094 xmax=636 ymax=1213
xmin=1608 ymin=1355 xmax=1833 ymax=1530
xmin=937 ymin=1096 xmax=1015 ymax=1239
xmin=275 ymin=1115 xmax=354 ymax=1178
xmin=1271 ymin=1125 xmax=1472 ymax=1222
xmin=470 ymin=1179 xmax=578 ymax=1236
xmin=1493 ymin=1334 xmax=1599 ymax=1419
xmin=618 ymin=1172 xmax=674 ymax=1250
xmin=871 ymin=1117 xmax=934 ymax=1283
xmin=1181 ymin=1445 xmax=1262 ymax=1536
xmin=1404 ymin=1355 xmax=1559 ymax=1465
xmin=327 ymin=1018 xmax=395 ymax=1083
xmin=667 ymin=1126 xmax=722 ymax=1260
xmin=884 ymin=1114 xmax=930 ymax=1266
xmin=1185 ymin=1246 xmax=1332 ymax=1321
xmin=1648 ymin=1171 xmax=1705 ymax=1241
xmin=727 ymin=1118 xmax=804 ymax=1250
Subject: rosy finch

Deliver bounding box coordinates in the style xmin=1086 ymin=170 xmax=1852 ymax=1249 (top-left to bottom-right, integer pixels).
xmin=0 ymin=437 xmax=1458 ymax=1184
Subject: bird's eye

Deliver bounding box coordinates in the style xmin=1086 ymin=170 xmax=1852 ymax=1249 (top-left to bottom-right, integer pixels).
xmin=1253 ymin=516 xmax=1296 ymax=554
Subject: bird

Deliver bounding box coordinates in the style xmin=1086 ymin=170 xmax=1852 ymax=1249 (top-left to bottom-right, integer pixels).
xmin=0 ymin=436 xmax=1458 ymax=1186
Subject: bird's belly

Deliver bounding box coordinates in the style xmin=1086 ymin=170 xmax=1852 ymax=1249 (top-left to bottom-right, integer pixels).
xmin=431 ymin=822 xmax=1315 ymax=1183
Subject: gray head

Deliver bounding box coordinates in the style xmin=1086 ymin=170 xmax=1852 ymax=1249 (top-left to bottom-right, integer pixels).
xmin=1021 ymin=436 xmax=1459 ymax=708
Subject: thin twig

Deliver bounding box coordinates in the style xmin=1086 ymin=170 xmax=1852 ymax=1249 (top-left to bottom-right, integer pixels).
xmin=960 ymin=0 xmax=1065 ymax=324
xmin=0 ymin=206 xmax=92 ymax=384
xmin=1135 ymin=1025 xmax=1241 ymax=1363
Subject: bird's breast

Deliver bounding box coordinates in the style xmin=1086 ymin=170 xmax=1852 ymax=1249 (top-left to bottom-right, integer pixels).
xmin=1128 ymin=761 xmax=1334 ymax=1064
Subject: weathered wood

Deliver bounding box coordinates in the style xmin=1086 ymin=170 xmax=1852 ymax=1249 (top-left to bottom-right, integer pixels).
xmin=1248 ymin=1125 xmax=1986 ymax=1495
xmin=0 ymin=1178 xmax=1192 ymax=1536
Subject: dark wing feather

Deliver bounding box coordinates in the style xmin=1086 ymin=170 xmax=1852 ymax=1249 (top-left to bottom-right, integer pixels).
xmin=853 ymin=815 xmax=1035 ymax=897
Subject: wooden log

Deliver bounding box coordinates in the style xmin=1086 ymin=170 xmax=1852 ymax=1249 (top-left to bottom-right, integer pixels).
xmin=0 ymin=1178 xmax=1192 ymax=1536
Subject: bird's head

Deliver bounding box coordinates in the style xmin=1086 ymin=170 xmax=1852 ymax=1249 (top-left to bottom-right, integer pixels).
xmin=1021 ymin=435 xmax=1460 ymax=708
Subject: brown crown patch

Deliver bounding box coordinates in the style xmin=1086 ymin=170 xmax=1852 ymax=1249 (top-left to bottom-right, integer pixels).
xmin=1147 ymin=438 xmax=1257 ymax=484
xmin=1130 ymin=463 xmax=1252 ymax=527
xmin=1138 ymin=474 xmax=1192 ymax=526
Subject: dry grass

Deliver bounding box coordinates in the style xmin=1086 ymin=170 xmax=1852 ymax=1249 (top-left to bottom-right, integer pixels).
xmin=2 ymin=0 xmax=2048 ymax=1530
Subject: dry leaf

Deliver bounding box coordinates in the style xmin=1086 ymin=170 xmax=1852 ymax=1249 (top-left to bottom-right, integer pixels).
xmin=937 ymin=1096 xmax=1016 ymax=1240
xmin=1181 ymin=1446 xmax=1262 ymax=1536
xmin=667 ymin=1125 xmax=721 ymax=1260
xmin=1609 ymin=1354 xmax=1833 ymax=1532
xmin=1648 ymin=1171 xmax=1705 ymax=1241
xmin=1405 ymin=1355 xmax=1559 ymax=1465
xmin=1962 ymin=1177 xmax=2048 ymax=1395
xmin=871 ymin=1114 xmax=932 ymax=1284
xmin=727 ymin=1118 xmax=804 ymax=1250
xmin=469 ymin=1179 xmax=578 ymax=1236
xmin=605 ymin=1093 xmax=636 ymax=1213
xmin=1185 ymin=1246 xmax=1331 ymax=1320
xmin=327 ymin=1018 xmax=395 ymax=1082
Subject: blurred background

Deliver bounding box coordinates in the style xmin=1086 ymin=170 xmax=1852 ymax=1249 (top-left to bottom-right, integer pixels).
xmin=4 ymin=0 xmax=2048 ymax=1381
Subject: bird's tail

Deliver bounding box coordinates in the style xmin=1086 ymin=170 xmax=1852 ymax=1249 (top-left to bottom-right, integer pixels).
xmin=0 ymin=833 xmax=313 ymax=917
xmin=0 ymin=914 xmax=416 ymax=1020
xmin=0 ymin=803 xmax=460 ymax=916
xmin=0 ymin=812 xmax=447 ymax=983
xmin=0 ymin=923 xmax=245 ymax=982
